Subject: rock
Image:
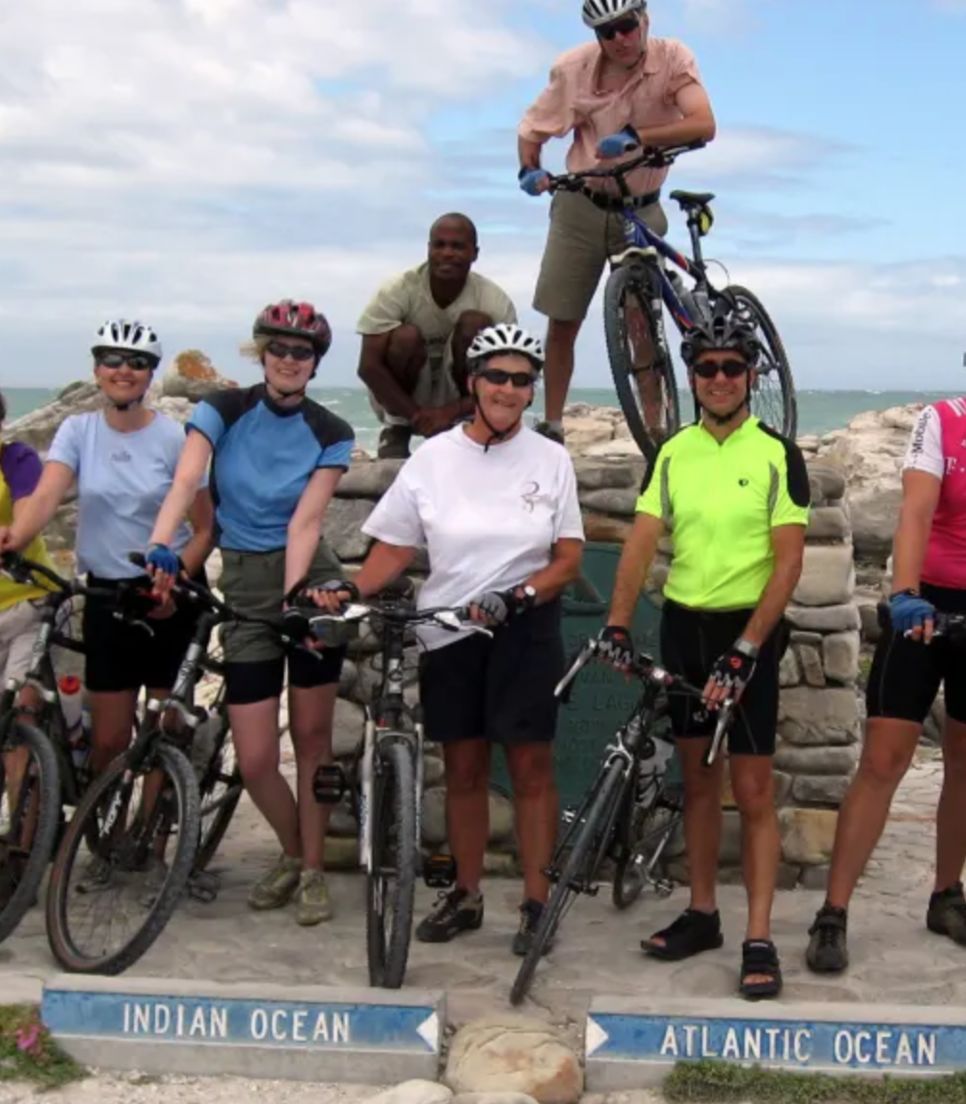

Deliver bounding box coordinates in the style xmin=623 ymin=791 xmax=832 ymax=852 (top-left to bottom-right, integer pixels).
xmin=365 ymin=1081 xmax=454 ymax=1104
xmin=773 ymin=769 xmax=793 ymax=806
xmin=562 ymin=414 xmax=618 ymax=452
xmin=339 ymin=658 xmax=359 ymax=698
xmin=322 ymin=834 xmax=359 ymax=869
xmin=790 ymin=631 xmax=823 ymax=648
xmin=856 ymin=592 xmax=883 ymax=643
xmin=451 ymin=1094 xmax=539 ymax=1104
xmin=160 ymin=349 xmax=237 ymax=401
xmin=421 ymin=787 xmax=447 ymax=846
xmin=773 ymin=744 xmax=859 ymax=776
xmin=806 ymin=461 xmax=846 ymax=504
xmin=424 ymin=755 xmax=445 ymax=787
xmin=797 ymin=434 xmax=821 ymax=452
xmin=792 ymin=774 xmax=853 ymax=805
xmin=573 ymin=457 xmax=644 ymax=491
xmin=324 ymin=497 xmax=375 ymax=561
xmin=799 ymin=863 xmax=830 ymax=889
xmin=332 ymin=697 xmax=365 ymax=757
xmin=336 ymin=459 xmax=406 ymax=498
xmin=778 ymin=687 xmax=860 ymax=745
xmin=823 ymin=631 xmax=860 ymax=684
xmin=718 ymin=810 xmax=742 ymax=864
xmin=489 ymin=792 xmax=516 ymax=844
xmin=850 ymin=488 xmax=903 ymax=558
xmin=793 ymin=544 xmax=855 ymax=607
xmin=581 ymin=511 xmax=633 ymax=544
xmin=779 ymin=648 xmax=800 ymax=688
xmin=578 ymin=487 xmax=638 ymax=517
xmin=806 ymin=506 xmax=851 ymax=542
xmin=779 ymin=807 xmax=838 ymax=865
xmin=796 ymin=645 xmax=825 ymax=688
xmin=483 ymin=850 xmax=519 ymax=875
xmin=785 ymin=603 xmax=862 ymax=632
xmin=7 ymin=381 xmax=102 ymax=452
xmin=328 ymin=802 xmax=358 ymax=837
xmin=582 ymin=438 xmax=644 ymax=459
xmin=445 ymin=1016 xmax=583 ymax=1104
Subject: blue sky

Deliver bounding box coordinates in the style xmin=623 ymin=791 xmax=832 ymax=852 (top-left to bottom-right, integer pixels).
xmin=1 ymin=0 xmax=964 ymax=390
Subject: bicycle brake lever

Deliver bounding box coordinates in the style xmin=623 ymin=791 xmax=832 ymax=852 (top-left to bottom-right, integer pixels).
xmin=119 ymin=615 xmax=156 ymax=640
xmin=702 ymin=699 xmax=734 ymax=768
xmin=554 ymin=639 xmax=597 ymax=702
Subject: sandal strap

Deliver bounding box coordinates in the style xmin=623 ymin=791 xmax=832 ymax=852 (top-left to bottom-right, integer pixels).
xmin=654 ymin=908 xmax=720 ymax=940
xmin=741 ymin=939 xmax=780 ymax=974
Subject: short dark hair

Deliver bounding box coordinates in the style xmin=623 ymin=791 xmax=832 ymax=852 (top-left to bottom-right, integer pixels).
xmin=0 ymin=391 xmax=6 ymax=423
xmin=430 ymin=213 xmax=478 ymax=248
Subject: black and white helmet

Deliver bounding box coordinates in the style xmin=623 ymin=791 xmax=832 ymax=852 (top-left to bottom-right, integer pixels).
xmin=91 ymin=319 xmax=162 ymax=366
xmin=582 ymin=0 xmax=645 ymax=29
xmin=468 ymin=324 xmax=545 ymax=372
xmin=680 ymin=303 xmax=760 ymax=368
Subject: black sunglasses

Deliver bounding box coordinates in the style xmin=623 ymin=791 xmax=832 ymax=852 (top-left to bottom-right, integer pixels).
xmin=596 ymin=15 xmax=640 ymax=40
xmin=477 ymin=367 xmax=537 ymax=388
xmin=97 ymin=351 xmax=155 ymax=371
xmin=265 ymin=340 xmax=315 ymax=363
xmin=692 ymin=359 xmax=748 ymax=380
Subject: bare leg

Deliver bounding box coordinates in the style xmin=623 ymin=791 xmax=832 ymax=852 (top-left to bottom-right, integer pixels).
xmin=542 ymin=318 xmax=583 ymax=424
xmin=89 ymin=689 xmax=139 ymax=774
xmin=935 ymin=718 xmax=966 ymax=891
xmin=287 ymin=682 xmax=338 ymax=871
xmin=449 ymin=310 xmax=493 ymax=398
xmin=505 ymin=742 xmax=558 ymax=904
xmin=442 ymin=740 xmax=491 ymax=895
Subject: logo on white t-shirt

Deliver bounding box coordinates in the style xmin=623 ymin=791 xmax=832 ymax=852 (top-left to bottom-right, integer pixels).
xmin=110 ymin=449 xmax=132 ymax=463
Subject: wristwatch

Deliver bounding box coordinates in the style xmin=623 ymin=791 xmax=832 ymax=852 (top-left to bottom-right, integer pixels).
xmin=515 ymin=585 xmax=537 ymax=611
xmin=734 ymin=637 xmax=760 ymax=659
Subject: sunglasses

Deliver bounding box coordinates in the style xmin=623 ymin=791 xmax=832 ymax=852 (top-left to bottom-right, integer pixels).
xmin=477 ymin=367 xmax=537 ymax=388
xmin=265 ymin=340 xmax=315 ymax=363
xmin=97 ymin=352 xmax=156 ymax=371
xmin=692 ymin=359 xmax=748 ymax=380
xmin=596 ymin=15 xmax=640 ymax=40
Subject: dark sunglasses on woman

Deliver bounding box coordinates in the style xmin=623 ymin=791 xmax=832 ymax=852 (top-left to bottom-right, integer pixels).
xmin=478 ymin=367 xmax=538 ymax=388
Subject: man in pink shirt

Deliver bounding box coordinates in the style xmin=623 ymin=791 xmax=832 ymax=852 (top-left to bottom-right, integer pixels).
xmin=518 ymin=0 xmax=716 ymax=443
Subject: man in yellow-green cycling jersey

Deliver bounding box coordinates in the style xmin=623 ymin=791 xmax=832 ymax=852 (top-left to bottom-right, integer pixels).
xmin=598 ymin=305 xmax=808 ymax=1000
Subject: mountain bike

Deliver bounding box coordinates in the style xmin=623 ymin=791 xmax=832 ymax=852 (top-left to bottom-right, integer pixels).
xmin=307 ymin=583 xmax=487 ymax=989
xmin=509 ymin=636 xmax=735 ymax=1005
xmin=45 ymin=559 xmax=310 ymax=975
xmin=0 ymin=552 xmax=157 ymax=944
xmin=547 ymin=141 xmax=796 ymax=460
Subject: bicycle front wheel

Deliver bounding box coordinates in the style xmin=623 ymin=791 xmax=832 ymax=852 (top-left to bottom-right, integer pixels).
xmin=366 ymin=740 xmax=416 ymax=989
xmin=724 ymin=284 xmax=797 ymax=439
xmin=612 ymin=789 xmax=683 ymax=910
xmin=604 ymin=263 xmax=680 ymax=463
xmin=0 ymin=721 xmax=61 ymax=943
xmin=46 ymin=742 xmax=200 ymax=974
xmin=510 ymin=759 xmax=626 ymax=1005
xmin=194 ymin=712 xmax=242 ymax=872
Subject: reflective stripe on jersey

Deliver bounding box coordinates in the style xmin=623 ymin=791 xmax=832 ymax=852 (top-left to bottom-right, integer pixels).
xmin=637 ymin=417 xmax=809 ymax=610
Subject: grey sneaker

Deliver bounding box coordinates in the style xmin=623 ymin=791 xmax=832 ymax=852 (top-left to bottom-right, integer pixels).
xmin=927 ymin=882 xmax=966 ymax=945
xmin=295 ymin=870 xmax=332 ymax=926
xmin=248 ymin=853 xmax=301 ymax=910
xmin=415 ymin=887 xmax=483 ymax=943
xmin=512 ymin=898 xmax=553 ymax=957
xmin=377 ymin=425 xmax=412 ymax=460
xmin=806 ymin=904 xmax=848 ymax=973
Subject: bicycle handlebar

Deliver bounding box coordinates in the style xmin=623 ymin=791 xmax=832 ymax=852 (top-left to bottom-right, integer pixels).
xmin=547 ymin=140 xmax=705 ymax=194
xmin=306 ymin=601 xmax=493 ymax=639
xmin=556 ymin=636 xmax=735 ymax=767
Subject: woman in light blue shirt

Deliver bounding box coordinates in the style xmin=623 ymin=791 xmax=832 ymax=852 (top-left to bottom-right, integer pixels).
xmin=1 ymin=319 xmax=213 ymax=777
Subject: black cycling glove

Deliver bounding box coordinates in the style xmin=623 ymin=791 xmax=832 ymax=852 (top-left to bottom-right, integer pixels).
xmin=597 ymin=625 xmax=635 ymax=669
xmin=708 ymin=641 xmax=758 ymax=698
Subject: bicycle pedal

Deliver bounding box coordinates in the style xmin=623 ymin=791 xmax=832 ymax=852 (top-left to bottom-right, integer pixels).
xmin=423 ymin=853 xmax=456 ymax=889
xmin=651 ymin=877 xmax=674 ymax=898
xmin=187 ymin=869 xmax=220 ymax=903
xmin=312 ymin=764 xmax=347 ymax=805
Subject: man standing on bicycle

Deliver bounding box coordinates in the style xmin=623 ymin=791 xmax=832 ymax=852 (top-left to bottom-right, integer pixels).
xmin=517 ymin=0 xmax=715 ymax=444
xmin=806 ymin=396 xmax=966 ymax=974
xmin=357 ymin=213 xmax=517 ymax=459
xmin=599 ymin=307 xmax=808 ymax=999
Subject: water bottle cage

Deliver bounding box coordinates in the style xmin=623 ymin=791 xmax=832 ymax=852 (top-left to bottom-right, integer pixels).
xmin=312 ymin=763 xmax=348 ymax=805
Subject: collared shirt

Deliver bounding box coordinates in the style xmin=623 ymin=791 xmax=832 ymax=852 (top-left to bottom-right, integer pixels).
xmin=637 ymin=417 xmax=810 ymax=611
xmin=518 ymin=37 xmax=704 ymax=198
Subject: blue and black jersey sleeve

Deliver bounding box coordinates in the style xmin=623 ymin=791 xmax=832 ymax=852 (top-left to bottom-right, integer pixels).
xmin=188 ymin=386 xmax=262 ymax=449
xmin=302 ymin=400 xmax=355 ymax=472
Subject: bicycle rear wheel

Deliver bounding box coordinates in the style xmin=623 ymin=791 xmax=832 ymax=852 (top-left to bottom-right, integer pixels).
xmin=510 ymin=759 xmax=626 ymax=1005
xmin=366 ymin=740 xmax=416 ymax=989
xmin=723 ymin=284 xmax=797 ymax=439
xmin=0 ymin=722 xmax=61 ymax=943
xmin=605 ymin=263 xmax=680 ymax=463
xmin=194 ymin=710 xmax=242 ymax=872
xmin=46 ymin=741 xmax=200 ymax=974
xmin=612 ymin=788 xmax=683 ymax=910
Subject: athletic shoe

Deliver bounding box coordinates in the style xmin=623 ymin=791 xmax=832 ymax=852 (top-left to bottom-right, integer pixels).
xmin=295 ymin=870 xmax=332 ymax=926
xmin=75 ymin=854 xmax=113 ymax=895
xmin=377 ymin=425 xmax=412 ymax=460
xmin=806 ymin=903 xmax=848 ymax=973
xmin=415 ymin=887 xmax=483 ymax=943
xmin=512 ymin=898 xmax=553 ymax=957
xmin=927 ymin=882 xmax=966 ymax=945
xmin=248 ymin=853 xmax=301 ymax=910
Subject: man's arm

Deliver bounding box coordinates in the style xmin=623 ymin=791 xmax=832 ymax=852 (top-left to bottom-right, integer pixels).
xmin=636 ymin=82 xmax=716 ymax=149
xmin=607 ymin=513 xmax=665 ymax=627
xmin=891 ymin=470 xmax=941 ymax=594
xmin=740 ymin=524 xmax=805 ymax=649
xmin=357 ymin=332 xmax=418 ymax=422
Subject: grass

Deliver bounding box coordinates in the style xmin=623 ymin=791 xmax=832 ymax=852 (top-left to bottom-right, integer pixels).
xmin=665 ymin=1061 xmax=966 ymax=1104
xmin=0 ymin=1004 xmax=86 ymax=1089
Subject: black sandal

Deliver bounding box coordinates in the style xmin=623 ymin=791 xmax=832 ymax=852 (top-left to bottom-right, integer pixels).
xmin=642 ymin=908 xmax=723 ymax=961
xmin=740 ymin=939 xmax=783 ymax=1000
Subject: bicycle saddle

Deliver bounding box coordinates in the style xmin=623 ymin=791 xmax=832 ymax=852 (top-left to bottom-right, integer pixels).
xmin=669 ymin=190 xmax=715 ymax=209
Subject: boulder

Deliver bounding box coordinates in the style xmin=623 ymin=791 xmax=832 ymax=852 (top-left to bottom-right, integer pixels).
xmin=332 ymin=697 xmax=365 ymax=758
xmin=324 ymin=497 xmax=375 ymax=561
xmin=793 ymin=544 xmax=855 ymax=607
xmin=578 ymin=487 xmax=638 ymax=517
xmin=7 ymin=381 xmax=102 ymax=452
xmin=160 ymin=349 xmax=237 ymax=401
xmin=778 ymin=687 xmax=860 ymax=746
xmin=445 ymin=1016 xmax=583 ymax=1104
xmin=823 ymin=631 xmax=861 ymax=684
xmin=806 ymin=506 xmax=851 ymax=542
xmin=451 ymin=1094 xmax=539 ymax=1104
xmin=581 ymin=511 xmax=633 ymax=544
xmin=779 ymin=648 xmax=800 ymax=688
xmin=336 ymin=458 xmax=406 ymax=498
xmin=773 ymin=744 xmax=859 ymax=776
xmin=796 ymin=644 xmax=825 ymax=688
xmin=785 ymin=603 xmax=861 ymax=633
xmin=365 ymin=1081 xmax=454 ymax=1104
xmin=573 ymin=457 xmax=644 ymax=491
xmin=779 ymin=807 xmax=838 ymax=865
xmin=806 ymin=462 xmax=847 ymax=505
xmin=792 ymin=774 xmax=853 ymax=805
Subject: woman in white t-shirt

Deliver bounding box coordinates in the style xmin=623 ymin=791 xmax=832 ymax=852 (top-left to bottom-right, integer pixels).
xmin=1 ymin=320 xmax=213 ymax=785
xmin=313 ymin=323 xmax=585 ymax=957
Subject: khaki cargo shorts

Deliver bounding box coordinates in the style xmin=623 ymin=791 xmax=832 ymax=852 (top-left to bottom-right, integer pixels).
xmin=533 ymin=190 xmax=668 ymax=323
xmin=0 ymin=599 xmax=43 ymax=684
xmin=218 ymin=542 xmax=348 ymax=664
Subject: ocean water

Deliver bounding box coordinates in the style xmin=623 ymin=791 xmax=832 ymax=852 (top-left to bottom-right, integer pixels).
xmin=2 ymin=385 xmax=948 ymax=455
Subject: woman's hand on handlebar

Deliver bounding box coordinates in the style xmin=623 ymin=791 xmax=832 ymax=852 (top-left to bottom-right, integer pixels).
xmin=304 ymin=578 xmax=361 ymax=614
xmin=145 ymin=543 xmax=181 ymax=601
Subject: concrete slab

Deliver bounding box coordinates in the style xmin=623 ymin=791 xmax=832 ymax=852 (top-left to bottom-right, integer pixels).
xmin=42 ymin=975 xmax=443 ymax=1084
xmin=585 ymin=995 xmax=966 ymax=1090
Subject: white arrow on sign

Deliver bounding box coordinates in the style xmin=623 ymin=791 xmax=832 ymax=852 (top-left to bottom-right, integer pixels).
xmin=418 ymin=1012 xmax=439 ymax=1052
xmin=585 ymin=1016 xmax=609 ymax=1058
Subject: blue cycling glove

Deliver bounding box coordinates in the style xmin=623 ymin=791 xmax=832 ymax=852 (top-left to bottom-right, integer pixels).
xmin=597 ymin=126 xmax=641 ymax=159
xmin=145 ymin=542 xmax=181 ymax=576
xmin=889 ymin=591 xmax=936 ymax=634
xmin=518 ymin=167 xmax=550 ymax=196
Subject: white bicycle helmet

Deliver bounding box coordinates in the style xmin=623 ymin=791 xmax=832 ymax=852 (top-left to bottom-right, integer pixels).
xmin=582 ymin=0 xmax=645 ymax=29
xmin=468 ymin=324 xmax=545 ymax=372
xmin=91 ymin=319 xmax=162 ymax=365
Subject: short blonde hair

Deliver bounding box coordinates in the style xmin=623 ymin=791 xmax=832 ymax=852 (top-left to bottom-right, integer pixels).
xmin=240 ymin=335 xmax=272 ymax=363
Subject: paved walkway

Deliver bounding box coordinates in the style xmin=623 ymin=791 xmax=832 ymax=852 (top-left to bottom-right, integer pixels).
xmin=0 ymin=747 xmax=956 ymax=1042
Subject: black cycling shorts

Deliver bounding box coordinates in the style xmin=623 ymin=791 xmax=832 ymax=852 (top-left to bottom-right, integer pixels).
xmin=659 ymin=599 xmax=788 ymax=757
xmin=866 ymin=582 xmax=966 ymax=725
xmin=83 ymin=574 xmax=201 ymax=694
xmin=224 ymin=647 xmax=345 ymax=706
xmin=418 ymin=601 xmax=564 ymax=746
